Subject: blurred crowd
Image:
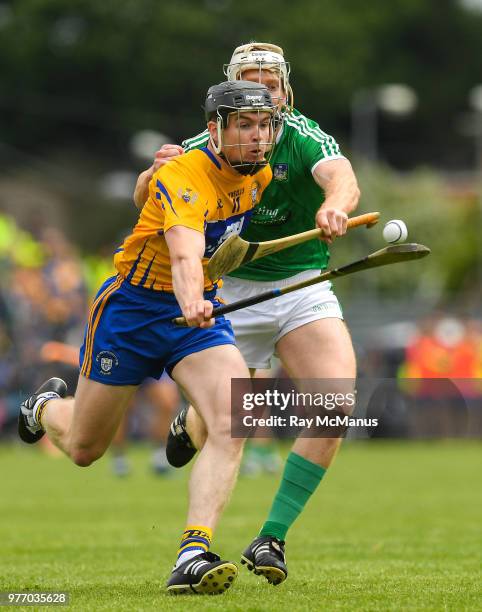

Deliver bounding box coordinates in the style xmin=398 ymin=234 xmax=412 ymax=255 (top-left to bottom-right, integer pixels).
xmin=0 ymin=215 xmax=88 ymax=429
xmin=403 ymin=314 xmax=482 ymax=380
xmin=362 ymin=313 xmax=482 ymax=439
xmin=401 ymin=314 xmax=482 ymax=437
xmin=0 ymin=214 xmax=481 ymax=451
xmin=0 ymin=213 xmax=182 ymax=474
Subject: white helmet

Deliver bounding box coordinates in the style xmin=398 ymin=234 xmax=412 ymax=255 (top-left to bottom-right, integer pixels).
xmin=224 ymin=42 xmax=293 ymax=111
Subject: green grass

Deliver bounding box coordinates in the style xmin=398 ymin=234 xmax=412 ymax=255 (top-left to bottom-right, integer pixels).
xmin=0 ymin=441 xmax=481 ymax=611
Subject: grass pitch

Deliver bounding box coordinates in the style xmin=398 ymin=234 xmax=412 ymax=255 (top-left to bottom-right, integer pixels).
xmin=1 ymin=441 xmax=480 ymax=611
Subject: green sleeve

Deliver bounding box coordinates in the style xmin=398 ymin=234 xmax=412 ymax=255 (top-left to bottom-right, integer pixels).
xmin=287 ymin=114 xmax=344 ymax=172
xmin=182 ymin=129 xmax=209 ymax=152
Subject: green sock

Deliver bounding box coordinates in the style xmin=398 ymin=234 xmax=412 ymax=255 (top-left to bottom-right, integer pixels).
xmin=259 ymin=452 xmax=326 ymax=541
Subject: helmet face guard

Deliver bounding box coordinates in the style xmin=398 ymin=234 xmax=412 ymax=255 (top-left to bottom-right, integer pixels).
xmin=205 ymin=81 xmax=276 ymax=176
xmin=213 ymin=106 xmax=276 ymax=176
xmin=224 ymin=42 xmax=293 ymax=113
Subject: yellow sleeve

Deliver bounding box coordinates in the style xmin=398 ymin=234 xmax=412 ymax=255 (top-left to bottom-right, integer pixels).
xmin=151 ymin=159 xmax=211 ymax=235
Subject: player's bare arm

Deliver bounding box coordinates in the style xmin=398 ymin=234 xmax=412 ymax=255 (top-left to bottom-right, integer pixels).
xmin=165 ymin=225 xmax=214 ymax=329
xmin=133 ymin=145 xmax=184 ymax=210
xmin=313 ymin=158 xmax=361 ymax=241
xmin=133 ymin=167 xmax=154 ymax=210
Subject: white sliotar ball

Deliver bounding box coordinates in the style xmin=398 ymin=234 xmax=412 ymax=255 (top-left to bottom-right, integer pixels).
xmin=383 ymin=219 xmax=408 ymax=243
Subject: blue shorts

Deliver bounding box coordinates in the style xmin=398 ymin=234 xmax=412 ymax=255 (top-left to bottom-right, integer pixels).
xmin=79 ymin=275 xmax=236 ymax=386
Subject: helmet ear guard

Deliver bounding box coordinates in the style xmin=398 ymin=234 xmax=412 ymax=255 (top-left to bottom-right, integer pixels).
xmin=209 ymin=115 xmax=223 ymax=155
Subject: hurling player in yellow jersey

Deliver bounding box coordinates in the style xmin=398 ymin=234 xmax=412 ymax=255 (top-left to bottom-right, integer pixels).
xmin=18 ymin=80 xmax=276 ymax=595
xmin=135 ymin=42 xmax=360 ymax=587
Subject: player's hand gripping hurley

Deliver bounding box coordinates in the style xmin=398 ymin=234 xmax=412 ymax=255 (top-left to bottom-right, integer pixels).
xmin=173 ymin=243 xmax=430 ymax=326
xmin=207 ymin=211 xmax=380 ymax=281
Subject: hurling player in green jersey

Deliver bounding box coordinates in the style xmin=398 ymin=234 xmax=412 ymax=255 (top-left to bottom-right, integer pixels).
xmin=134 ymin=42 xmax=361 ymax=585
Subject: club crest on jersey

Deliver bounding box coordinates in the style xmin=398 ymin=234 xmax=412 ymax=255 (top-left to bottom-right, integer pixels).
xmin=177 ymin=187 xmax=198 ymax=204
xmin=251 ymin=180 xmax=261 ymax=206
xmin=273 ymin=163 xmax=288 ymax=181
xmin=96 ymin=350 xmax=119 ymax=375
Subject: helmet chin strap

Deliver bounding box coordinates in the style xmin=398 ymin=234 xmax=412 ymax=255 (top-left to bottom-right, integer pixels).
xmin=230 ymin=158 xmax=268 ymax=175
xmin=217 ymin=150 xmax=268 ymax=176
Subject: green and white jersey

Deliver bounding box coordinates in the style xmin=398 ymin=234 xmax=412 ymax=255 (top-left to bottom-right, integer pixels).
xmin=182 ymin=108 xmax=345 ymax=281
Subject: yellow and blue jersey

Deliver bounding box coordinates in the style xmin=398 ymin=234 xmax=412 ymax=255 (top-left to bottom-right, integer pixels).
xmin=114 ymin=147 xmax=272 ymax=292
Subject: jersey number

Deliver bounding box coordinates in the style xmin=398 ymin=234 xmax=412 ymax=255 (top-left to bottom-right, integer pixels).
xmin=231 ymin=196 xmax=241 ymax=214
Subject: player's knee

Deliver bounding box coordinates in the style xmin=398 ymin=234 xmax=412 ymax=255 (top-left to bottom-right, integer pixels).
xmin=209 ymin=425 xmax=245 ymax=455
xmin=70 ymin=446 xmax=105 ymax=467
xmin=207 ymin=413 xmax=232 ymax=440
xmin=71 ymin=450 xmax=94 ymax=467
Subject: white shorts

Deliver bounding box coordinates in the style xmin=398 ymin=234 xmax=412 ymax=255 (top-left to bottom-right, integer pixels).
xmin=218 ymin=270 xmax=343 ymax=369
